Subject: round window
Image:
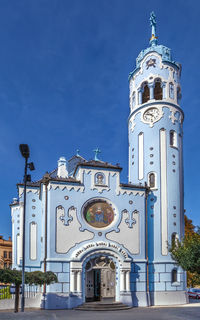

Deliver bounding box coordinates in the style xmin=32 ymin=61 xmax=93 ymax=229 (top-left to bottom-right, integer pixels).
xmin=84 ymin=199 xmax=114 ymax=228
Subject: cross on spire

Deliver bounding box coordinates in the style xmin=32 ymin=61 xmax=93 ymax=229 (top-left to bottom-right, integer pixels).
xmin=93 ymin=148 xmax=101 ymax=161
xmin=76 ymin=149 xmax=80 ymax=156
xmin=149 ymin=11 xmax=158 ymax=45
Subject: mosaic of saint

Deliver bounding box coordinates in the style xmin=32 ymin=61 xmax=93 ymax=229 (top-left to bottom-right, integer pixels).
xmin=84 ymin=200 xmax=114 ymax=228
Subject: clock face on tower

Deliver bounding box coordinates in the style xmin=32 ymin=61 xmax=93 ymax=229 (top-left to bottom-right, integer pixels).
xmin=143 ymin=107 xmax=160 ymax=123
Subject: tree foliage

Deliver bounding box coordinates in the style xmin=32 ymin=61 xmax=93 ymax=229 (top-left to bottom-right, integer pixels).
xmin=170 ymin=233 xmax=200 ymax=274
xmin=26 ymin=271 xmax=57 ymax=286
xmin=0 ymin=269 xmax=57 ymax=286
xmin=170 ymin=215 xmax=200 ymax=286
xmin=0 ymin=269 xmax=57 ymax=313
xmin=184 ymin=215 xmax=196 ymax=237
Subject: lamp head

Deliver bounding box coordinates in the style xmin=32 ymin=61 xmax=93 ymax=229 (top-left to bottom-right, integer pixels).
xmin=28 ymin=162 xmax=35 ymax=171
xmin=19 ymin=144 xmax=30 ymax=159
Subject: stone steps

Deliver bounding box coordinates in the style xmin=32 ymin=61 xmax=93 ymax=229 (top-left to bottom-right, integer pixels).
xmin=75 ymin=301 xmax=132 ymax=311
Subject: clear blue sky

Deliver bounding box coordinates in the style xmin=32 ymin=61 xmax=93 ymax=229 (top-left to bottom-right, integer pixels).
xmin=0 ymin=0 xmax=199 ymax=239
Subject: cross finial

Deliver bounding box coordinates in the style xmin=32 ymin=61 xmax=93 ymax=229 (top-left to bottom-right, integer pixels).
xmin=149 ymin=11 xmax=158 ymax=45
xmin=76 ymin=149 xmax=80 ymax=156
xmin=93 ymin=147 xmax=101 ymax=161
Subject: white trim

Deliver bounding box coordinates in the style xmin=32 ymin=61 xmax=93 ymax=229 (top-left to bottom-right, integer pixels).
xmin=160 ymin=129 xmax=168 ymax=255
xmin=16 ymin=234 xmax=21 ymax=265
xmin=30 ymin=222 xmax=37 ymax=260
xmin=138 ymin=132 xmax=144 ymax=180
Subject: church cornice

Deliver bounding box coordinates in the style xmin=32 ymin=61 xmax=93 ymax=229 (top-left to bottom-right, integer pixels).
xmin=120 ymin=183 xmax=147 ymax=190
xmin=73 ymin=160 xmax=122 ymax=177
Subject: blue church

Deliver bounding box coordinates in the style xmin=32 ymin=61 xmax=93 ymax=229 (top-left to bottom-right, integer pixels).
xmin=10 ymin=13 xmax=187 ymax=308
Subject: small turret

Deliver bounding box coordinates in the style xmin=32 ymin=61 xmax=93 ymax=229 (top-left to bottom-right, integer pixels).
xmin=57 ymin=157 xmax=68 ymax=178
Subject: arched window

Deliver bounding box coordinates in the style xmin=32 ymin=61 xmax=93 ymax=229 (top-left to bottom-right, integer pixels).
xmin=171 ymin=268 xmax=177 ymax=283
xmin=149 ymin=173 xmax=155 ymax=188
xmin=142 ymin=83 xmax=150 ymax=104
xmin=171 ymin=233 xmax=178 ymax=246
xmin=170 ymin=130 xmax=177 ymax=148
xmin=148 ymin=172 xmax=157 ymax=189
xmin=177 ymin=87 xmax=181 ymax=104
xmin=154 ymin=79 xmax=162 ymax=100
xmin=169 ymin=82 xmax=174 ymax=99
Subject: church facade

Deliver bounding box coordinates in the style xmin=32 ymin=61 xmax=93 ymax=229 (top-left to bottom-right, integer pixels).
xmin=10 ymin=13 xmax=187 ymax=308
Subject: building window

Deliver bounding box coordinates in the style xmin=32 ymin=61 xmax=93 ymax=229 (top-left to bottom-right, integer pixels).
xmin=171 ymin=268 xmax=177 ymax=283
xmin=9 ymin=252 xmax=12 ymax=259
xmin=4 ymin=263 xmax=7 ymax=269
xmin=170 ymin=130 xmax=178 ymax=148
xmin=3 ymin=251 xmax=7 ymax=258
xmin=169 ymin=82 xmax=174 ymax=99
xmin=142 ymin=83 xmax=150 ymax=103
xmin=177 ymin=87 xmax=181 ymax=104
xmin=171 ymin=233 xmax=178 ymax=245
xmin=148 ymin=172 xmax=157 ymax=189
xmin=149 ymin=173 xmax=155 ymax=188
xmin=154 ymin=79 xmax=162 ymax=100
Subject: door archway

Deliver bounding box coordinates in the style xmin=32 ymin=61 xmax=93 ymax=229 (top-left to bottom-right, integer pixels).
xmin=85 ymin=256 xmax=116 ymax=302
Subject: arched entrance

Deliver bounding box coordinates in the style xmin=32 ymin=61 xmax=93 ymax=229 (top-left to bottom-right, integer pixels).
xmin=85 ymin=256 xmax=116 ymax=302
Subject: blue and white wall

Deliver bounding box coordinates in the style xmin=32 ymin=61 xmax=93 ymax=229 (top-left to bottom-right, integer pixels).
xmin=10 ymin=16 xmax=188 ymax=309
xmin=128 ymin=43 xmax=186 ymax=304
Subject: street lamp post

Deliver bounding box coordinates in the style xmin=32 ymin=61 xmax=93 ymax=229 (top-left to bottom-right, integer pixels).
xmin=19 ymin=144 xmax=35 ymax=312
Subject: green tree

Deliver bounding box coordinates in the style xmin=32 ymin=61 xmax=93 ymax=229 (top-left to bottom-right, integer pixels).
xmin=0 ymin=269 xmax=57 ymax=313
xmin=182 ymin=215 xmax=200 ymax=286
xmin=170 ymin=233 xmax=200 ymax=275
xmin=184 ymin=215 xmax=196 ymax=237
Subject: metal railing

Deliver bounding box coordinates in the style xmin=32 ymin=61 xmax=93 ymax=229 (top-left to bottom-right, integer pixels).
xmin=0 ymin=284 xmax=42 ymax=300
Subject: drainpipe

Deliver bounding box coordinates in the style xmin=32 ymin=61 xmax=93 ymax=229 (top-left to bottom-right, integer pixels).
xmin=42 ymin=173 xmax=50 ymax=300
xmin=145 ymin=183 xmax=150 ymax=306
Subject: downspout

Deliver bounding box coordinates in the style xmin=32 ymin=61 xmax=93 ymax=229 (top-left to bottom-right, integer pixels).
xmin=145 ymin=183 xmax=150 ymax=306
xmin=42 ymin=173 xmax=50 ymax=300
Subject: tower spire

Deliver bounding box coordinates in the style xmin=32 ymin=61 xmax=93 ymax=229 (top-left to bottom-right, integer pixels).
xmin=149 ymin=11 xmax=158 ymax=46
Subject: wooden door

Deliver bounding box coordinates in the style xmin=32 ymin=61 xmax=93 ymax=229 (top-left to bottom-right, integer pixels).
xmin=101 ymin=268 xmax=115 ymax=299
xmin=85 ymin=269 xmax=94 ymax=301
xmin=94 ymin=269 xmax=101 ymax=301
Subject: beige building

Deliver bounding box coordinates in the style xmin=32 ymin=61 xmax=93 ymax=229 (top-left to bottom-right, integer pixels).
xmin=0 ymin=236 xmax=12 ymax=269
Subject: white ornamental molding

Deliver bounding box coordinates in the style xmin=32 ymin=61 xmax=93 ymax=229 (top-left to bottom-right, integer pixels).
xmin=115 ymin=185 xmax=145 ymax=197
xmin=115 ymin=170 xmax=144 ymax=195
xmin=18 ymin=186 xmax=39 ymax=198
xmin=168 ymin=106 xmax=183 ymax=124
xmin=49 ymin=183 xmax=85 ymax=193
xmin=129 ymin=118 xmax=137 ymax=132
xmin=141 ymin=52 xmax=163 ymax=74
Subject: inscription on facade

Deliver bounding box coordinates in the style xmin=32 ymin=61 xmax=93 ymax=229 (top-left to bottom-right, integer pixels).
xmin=74 ymin=241 xmax=128 ymax=259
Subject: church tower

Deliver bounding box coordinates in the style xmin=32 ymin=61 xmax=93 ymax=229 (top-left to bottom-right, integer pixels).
xmin=128 ymin=13 xmax=186 ymax=304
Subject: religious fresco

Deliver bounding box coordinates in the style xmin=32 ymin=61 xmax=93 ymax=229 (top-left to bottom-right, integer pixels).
xmin=95 ymin=173 xmax=105 ymax=185
xmin=84 ymin=200 xmax=114 ymax=228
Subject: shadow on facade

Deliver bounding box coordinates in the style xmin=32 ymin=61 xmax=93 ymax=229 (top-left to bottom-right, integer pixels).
xmin=148 ymin=191 xmax=157 ymax=297
xmin=129 ymin=263 xmax=140 ymax=306
xmin=41 ymin=293 xmax=83 ymax=309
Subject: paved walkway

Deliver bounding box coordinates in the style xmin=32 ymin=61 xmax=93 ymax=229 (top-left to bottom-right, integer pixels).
xmin=0 ymin=303 xmax=200 ymax=320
